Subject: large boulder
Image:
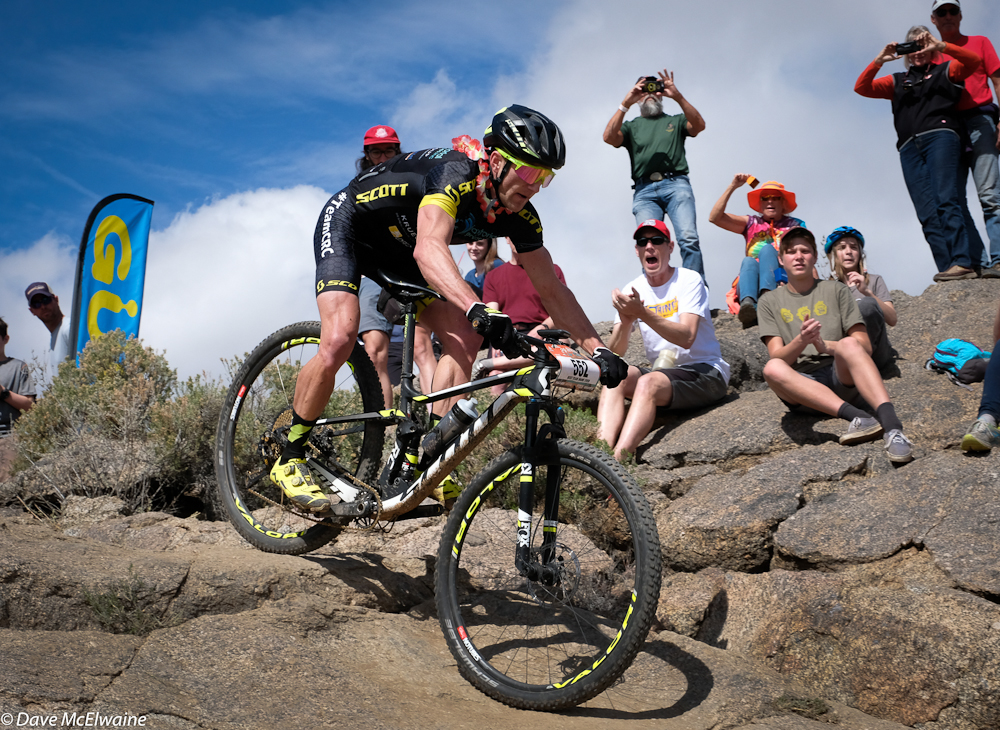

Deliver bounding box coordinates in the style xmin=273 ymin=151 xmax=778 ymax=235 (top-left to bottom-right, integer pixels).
xmin=700 ymin=568 xmax=1000 ymax=729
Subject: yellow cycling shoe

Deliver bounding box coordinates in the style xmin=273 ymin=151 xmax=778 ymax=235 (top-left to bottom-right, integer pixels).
xmin=431 ymin=474 xmax=463 ymax=509
xmin=269 ymin=458 xmax=330 ymax=513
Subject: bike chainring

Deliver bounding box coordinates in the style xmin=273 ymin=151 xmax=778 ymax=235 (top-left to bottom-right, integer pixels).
xmin=249 ymin=408 xmax=388 ymax=531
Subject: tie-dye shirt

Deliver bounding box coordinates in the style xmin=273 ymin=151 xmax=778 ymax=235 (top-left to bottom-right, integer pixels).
xmin=743 ymin=215 xmax=806 ymax=259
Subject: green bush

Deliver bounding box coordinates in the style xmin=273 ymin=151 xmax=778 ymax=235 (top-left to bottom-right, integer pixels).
xmin=83 ymin=566 xmax=180 ymax=635
xmin=10 ymin=330 xmax=225 ymax=516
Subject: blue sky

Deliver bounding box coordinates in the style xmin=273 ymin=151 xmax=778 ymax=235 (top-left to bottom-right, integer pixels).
xmin=2 ymin=0 xmax=998 ymax=381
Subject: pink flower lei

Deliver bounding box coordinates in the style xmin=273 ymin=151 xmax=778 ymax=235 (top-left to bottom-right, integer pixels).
xmin=452 ymin=135 xmax=505 ymax=223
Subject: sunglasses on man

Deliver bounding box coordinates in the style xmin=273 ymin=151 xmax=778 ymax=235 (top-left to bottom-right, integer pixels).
xmin=934 ymin=6 xmax=959 ymax=16
xmin=29 ymin=295 xmax=53 ymax=308
xmin=496 ymin=148 xmax=556 ymax=188
xmin=635 ymin=236 xmax=669 ymax=247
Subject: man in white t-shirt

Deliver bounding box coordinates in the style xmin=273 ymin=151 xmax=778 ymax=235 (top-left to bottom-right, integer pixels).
xmin=596 ymin=220 xmax=730 ymax=461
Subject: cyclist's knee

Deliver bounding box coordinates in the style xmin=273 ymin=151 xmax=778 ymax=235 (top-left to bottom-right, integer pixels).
xmin=317 ymin=330 xmax=356 ymax=370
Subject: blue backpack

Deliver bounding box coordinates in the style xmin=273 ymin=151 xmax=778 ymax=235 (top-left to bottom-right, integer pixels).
xmin=925 ymin=338 xmax=991 ymax=387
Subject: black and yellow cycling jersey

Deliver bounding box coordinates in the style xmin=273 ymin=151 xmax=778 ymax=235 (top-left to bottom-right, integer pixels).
xmin=313 ymin=148 xmax=544 ymax=296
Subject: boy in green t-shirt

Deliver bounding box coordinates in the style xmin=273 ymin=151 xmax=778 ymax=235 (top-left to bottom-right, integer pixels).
xmin=757 ymin=228 xmax=914 ymax=463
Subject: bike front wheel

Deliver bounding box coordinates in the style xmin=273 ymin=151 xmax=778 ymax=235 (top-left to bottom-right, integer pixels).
xmin=214 ymin=321 xmax=385 ymax=554
xmin=436 ymin=439 xmax=661 ymax=711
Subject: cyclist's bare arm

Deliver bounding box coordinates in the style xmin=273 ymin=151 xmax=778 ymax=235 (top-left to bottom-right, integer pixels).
xmin=414 ymin=204 xmax=480 ymax=312
xmin=519 ymin=246 xmax=604 ymax=354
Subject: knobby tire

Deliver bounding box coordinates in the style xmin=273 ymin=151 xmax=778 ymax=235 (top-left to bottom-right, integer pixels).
xmin=214 ymin=321 xmax=385 ymax=554
xmin=435 ymin=439 xmax=661 ymax=711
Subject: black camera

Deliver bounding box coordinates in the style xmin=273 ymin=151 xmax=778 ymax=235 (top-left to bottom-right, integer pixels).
xmin=896 ymin=40 xmax=921 ymax=55
xmin=640 ymin=76 xmax=664 ymax=94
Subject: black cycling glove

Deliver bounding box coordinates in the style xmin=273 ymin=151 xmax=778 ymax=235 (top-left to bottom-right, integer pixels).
xmin=466 ymin=302 xmax=519 ymax=358
xmin=592 ymin=347 xmax=628 ymax=388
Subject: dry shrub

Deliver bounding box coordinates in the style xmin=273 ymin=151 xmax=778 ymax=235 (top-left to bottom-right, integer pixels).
xmin=8 ymin=330 xmax=224 ymax=516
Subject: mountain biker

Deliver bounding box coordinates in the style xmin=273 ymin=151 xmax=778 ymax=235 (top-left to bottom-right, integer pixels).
xmin=272 ymin=104 xmax=629 ymax=512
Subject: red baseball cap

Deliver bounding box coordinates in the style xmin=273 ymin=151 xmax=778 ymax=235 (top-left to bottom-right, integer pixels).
xmin=363 ymin=125 xmax=400 ymax=146
xmin=633 ymin=219 xmax=671 ymax=242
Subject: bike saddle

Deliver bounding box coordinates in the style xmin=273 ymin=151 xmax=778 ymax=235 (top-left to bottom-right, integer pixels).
xmin=374 ymin=270 xmax=444 ymax=304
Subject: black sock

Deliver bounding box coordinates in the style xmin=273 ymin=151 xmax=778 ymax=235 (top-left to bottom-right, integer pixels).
xmin=281 ymin=410 xmax=317 ymax=462
xmin=837 ymin=403 xmax=870 ymax=422
xmin=876 ymin=403 xmax=902 ymax=433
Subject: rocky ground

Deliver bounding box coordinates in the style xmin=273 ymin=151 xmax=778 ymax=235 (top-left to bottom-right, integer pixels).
xmin=1 ymin=278 xmax=998 ymax=730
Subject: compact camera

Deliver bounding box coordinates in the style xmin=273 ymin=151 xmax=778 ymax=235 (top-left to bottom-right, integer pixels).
xmin=640 ymin=76 xmax=664 ymax=94
xmin=896 ymin=40 xmax=922 ymax=55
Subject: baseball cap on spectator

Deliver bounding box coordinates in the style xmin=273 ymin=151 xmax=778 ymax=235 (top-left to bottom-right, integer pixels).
xmin=25 ymin=282 xmax=55 ymax=303
xmin=747 ymin=180 xmax=797 ymax=214
xmin=363 ymin=125 xmax=400 ymax=146
xmin=778 ymin=226 xmax=817 ymax=256
xmin=931 ymin=0 xmax=960 ymax=12
xmin=633 ymin=219 xmax=671 ymax=242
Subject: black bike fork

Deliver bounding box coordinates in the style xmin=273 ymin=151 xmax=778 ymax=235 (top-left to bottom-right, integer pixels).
xmin=515 ymin=398 xmax=564 ymax=585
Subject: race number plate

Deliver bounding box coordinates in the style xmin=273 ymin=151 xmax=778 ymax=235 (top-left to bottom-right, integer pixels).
xmin=545 ymin=343 xmax=600 ymax=391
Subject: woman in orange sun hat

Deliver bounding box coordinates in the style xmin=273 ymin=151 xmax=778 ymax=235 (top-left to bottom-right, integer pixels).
xmin=709 ymin=175 xmax=805 ymax=327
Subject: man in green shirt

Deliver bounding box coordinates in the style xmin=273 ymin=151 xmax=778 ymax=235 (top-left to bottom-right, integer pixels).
xmin=604 ymin=69 xmax=706 ymax=280
xmin=757 ymin=228 xmax=914 ymax=463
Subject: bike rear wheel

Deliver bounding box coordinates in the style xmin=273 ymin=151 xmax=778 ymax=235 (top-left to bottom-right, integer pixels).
xmin=214 ymin=321 xmax=385 ymax=554
xmin=436 ymin=439 xmax=661 ymax=711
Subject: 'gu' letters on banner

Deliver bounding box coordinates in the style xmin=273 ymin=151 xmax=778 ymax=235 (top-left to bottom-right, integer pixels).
xmin=68 ymin=194 xmax=155 ymax=364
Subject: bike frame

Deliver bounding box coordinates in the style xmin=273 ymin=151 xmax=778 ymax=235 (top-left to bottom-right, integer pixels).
xmin=308 ymin=297 xmax=585 ymax=525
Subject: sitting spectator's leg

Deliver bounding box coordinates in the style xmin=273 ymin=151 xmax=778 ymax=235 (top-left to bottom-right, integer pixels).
xmin=419 ymin=299 xmax=479 ymax=416
xmin=834 ymin=336 xmax=912 ymax=461
xmin=596 ymin=365 xmax=642 ymax=452
xmin=833 ymin=337 xmax=894 ymax=417
xmin=361 ymin=328 xmax=392 ymax=408
xmin=763 ymin=359 xmax=849 ymax=415
xmin=962 ymin=344 xmax=1000 ymax=451
xmin=756 ymin=245 xmax=780 ymax=297
xmin=856 ymin=297 xmax=893 ymax=373
xmin=737 ymin=256 xmax=761 ymax=327
xmin=612 ymin=363 xmax=727 ymax=462
xmin=413 ymin=322 xmax=437 ymax=394
xmin=613 ymin=371 xmax=672 ymax=461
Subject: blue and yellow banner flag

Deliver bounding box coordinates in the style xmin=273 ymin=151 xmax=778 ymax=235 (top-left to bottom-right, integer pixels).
xmin=69 ymin=194 xmax=155 ymax=363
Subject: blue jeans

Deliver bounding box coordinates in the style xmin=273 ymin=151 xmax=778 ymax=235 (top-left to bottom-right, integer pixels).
xmin=898 ymin=129 xmax=973 ymax=271
xmin=980 ymin=340 xmax=1000 ymax=419
xmin=738 ymin=245 xmax=779 ymax=302
xmin=958 ymin=112 xmax=1000 ymax=267
xmin=632 ymin=175 xmax=704 ymax=279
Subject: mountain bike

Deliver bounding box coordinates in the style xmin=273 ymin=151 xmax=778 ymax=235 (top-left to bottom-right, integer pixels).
xmin=213 ymin=272 xmax=662 ymax=711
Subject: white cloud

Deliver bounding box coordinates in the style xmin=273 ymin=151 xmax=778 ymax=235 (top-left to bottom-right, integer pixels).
xmin=8 ymin=0 xmax=999 ymax=387
xmin=0 ymin=232 xmax=76 ymax=369
xmin=140 ymin=186 xmax=332 ymax=380
xmin=469 ymin=0 xmax=998 ymax=323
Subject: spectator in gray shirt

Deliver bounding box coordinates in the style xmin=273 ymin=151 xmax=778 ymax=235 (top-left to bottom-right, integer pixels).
xmin=0 ymin=317 xmax=37 ymax=435
xmin=824 ymin=226 xmax=897 ymax=374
